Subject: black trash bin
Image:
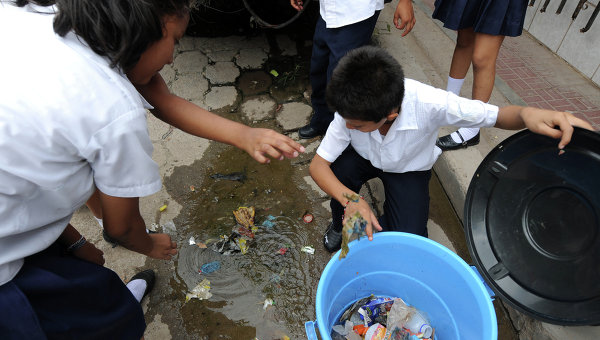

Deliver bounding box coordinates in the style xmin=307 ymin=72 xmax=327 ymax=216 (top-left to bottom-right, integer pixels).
xmin=465 ymin=127 xmax=600 ymax=325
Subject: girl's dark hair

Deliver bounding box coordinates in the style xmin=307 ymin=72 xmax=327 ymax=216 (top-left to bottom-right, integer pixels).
xmin=326 ymin=46 xmax=405 ymax=122
xmin=15 ymin=0 xmax=191 ymax=72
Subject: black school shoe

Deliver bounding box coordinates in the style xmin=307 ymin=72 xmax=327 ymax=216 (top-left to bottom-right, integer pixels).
xmin=323 ymin=222 xmax=343 ymax=253
xmin=129 ymin=269 xmax=156 ymax=300
xmin=299 ymin=124 xmax=326 ymax=139
xmin=436 ymin=131 xmax=480 ymax=151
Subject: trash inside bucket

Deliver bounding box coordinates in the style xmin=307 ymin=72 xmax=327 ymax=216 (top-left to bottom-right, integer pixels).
xmin=314 ymin=232 xmax=497 ymax=339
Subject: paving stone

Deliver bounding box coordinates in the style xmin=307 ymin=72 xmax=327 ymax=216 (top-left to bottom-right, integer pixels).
xmin=240 ymin=95 xmax=277 ymax=121
xmin=159 ymin=64 xmax=176 ymax=85
xmin=276 ymin=102 xmax=312 ymax=131
xmin=174 ymin=50 xmax=208 ymax=75
xmin=204 ymin=61 xmax=240 ymax=85
xmin=204 ymin=86 xmax=238 ymax=110
xmin=170 ymin=73 xmax=208 ymax=101
xmin=235 ymin=48 xmax=268 ymax=69
xmin=206 ymin=50 xmax=237 ymax=62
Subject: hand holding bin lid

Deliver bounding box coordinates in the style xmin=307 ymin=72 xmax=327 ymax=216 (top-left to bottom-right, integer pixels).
xmin=465 ymin=127 xmax=600 ymax=325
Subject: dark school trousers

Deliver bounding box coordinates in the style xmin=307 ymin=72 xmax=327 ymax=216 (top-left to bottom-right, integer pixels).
xmin=309 ymin=11 xmax=381 ymax=131
xmin=330 ymin=146 xmax=431 ymax=237
xmin=0 ymin=243 xmax=145 ymax=340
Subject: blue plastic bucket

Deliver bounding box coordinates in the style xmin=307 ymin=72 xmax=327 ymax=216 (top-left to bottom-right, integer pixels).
xmin=306 ymin=232 xmax=497 ymax=339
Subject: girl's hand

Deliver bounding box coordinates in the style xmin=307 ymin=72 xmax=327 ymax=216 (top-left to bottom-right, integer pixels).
xmin=521 ymin=107 xmax=594 ymax=149
xmin=146 ymin=233 xmax=178 ymax=260
xmin=73 ymin=242 xmax=105 ymax=266
xmin=342 ymin=198 xmax=382 ymax=240
xmin=242 ymin=128 xmax=305 ymax=164
xmin=290 ymin=0 xmax=303 ymax=11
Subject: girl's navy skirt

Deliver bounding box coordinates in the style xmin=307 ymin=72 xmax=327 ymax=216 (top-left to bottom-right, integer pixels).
xmin=433 ymin=0 xmax=529 ymax=37
xmin=0 ymin=243 xmax=145 ymax=340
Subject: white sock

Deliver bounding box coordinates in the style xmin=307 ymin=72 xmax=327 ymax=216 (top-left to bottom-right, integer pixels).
xmin=126 ymin=279 xmax=148 ymax=303
xmin=446 ymin=76 xmax=465 ymax=96
xmin=94 ymin=217 xmax=103 ymax=228
xmin=451 ymin=127 xmax=481 ymax=143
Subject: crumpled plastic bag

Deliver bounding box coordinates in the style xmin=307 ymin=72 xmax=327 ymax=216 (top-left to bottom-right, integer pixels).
xmin=185 ymin=279 xmax=212 ymax=302
xmin=233 ymin=206 xmax=257 ymax=232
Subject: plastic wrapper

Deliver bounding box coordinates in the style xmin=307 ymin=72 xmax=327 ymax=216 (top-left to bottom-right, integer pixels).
xmin=339 ymin=211 xmax=367 ymax=259
xmin=358 ymin=297 xmax=394 ymax=326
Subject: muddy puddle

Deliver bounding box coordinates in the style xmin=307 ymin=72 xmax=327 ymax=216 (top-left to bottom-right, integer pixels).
xmin=157 ymin=39 xmax=332 ymax=338
xmin=163 ymin=140 xmax=330 ymax=339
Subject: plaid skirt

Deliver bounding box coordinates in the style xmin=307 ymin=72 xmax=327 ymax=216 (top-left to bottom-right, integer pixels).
xmin=0 ymin=243 xmax=145 ymax=340
xmin=433 ymin=0 xmax=529 ymax=37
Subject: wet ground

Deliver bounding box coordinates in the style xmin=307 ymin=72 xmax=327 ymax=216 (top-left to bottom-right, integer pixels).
xmin=133 ymin=2 xmax=520 ymax=338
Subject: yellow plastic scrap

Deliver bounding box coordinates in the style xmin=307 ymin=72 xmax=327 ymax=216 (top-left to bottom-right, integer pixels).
xmin=236 ymin=238 xmax=249 ymax=254
xmin=270 ymin=69 xmax=279 ymax=77
xmin=159 ymin=204 xmax=167 ymax=212
xmin=185 ymin=279 xmax=212 ymax=302
xmin=233 ymin=206 xmax=255 ymax=229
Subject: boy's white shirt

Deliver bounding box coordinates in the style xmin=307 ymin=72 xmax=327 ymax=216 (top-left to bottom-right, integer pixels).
xmin=320 ymin=0 xmax=385 ymax=28
xmin=0 ymin=4 xmax=161 ymax=285
xmin=317 ymin=78 xmax=499 ymax=173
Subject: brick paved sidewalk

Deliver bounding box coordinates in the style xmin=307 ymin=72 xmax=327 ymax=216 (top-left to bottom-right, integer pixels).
xmin=420 ymin=0 xmax=600 ymax=130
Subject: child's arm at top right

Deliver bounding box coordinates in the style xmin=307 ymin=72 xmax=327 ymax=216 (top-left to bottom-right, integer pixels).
xmin=136 ymin=74 xmax=305 ymax=164
xmin=309 ymin=154 xmax=383 ymax=240
xmin=393 ymin=0 xmax=416 ymax=37
xmin=495 ymin=105 xmax=594 ymax=150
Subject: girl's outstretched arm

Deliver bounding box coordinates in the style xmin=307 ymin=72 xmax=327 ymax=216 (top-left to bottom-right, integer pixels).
xmin=137 ymin=73 xmax=305 ymax=163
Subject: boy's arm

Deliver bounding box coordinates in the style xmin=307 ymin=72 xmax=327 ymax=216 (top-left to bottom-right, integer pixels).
xmin=99 ymin=191 xmax=177 ymax=260
xmin=136 ymin=74 xmax=304 ymax=163
xmin=309 ymin=154 xmax=382 ymax=240
xmin=495 ymin=105 xmax=594 ymax=149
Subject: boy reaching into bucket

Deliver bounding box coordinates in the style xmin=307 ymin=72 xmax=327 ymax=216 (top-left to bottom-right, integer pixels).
xmin=310 ymin=45 xmax=593 ymax=253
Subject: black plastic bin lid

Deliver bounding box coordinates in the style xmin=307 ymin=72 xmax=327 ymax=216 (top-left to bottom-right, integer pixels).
xmin=465 ymin=127 xmax=600 ymax=325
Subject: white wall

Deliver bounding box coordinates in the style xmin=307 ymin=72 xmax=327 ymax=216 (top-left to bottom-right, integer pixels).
xmin=526 ymin=0 xmax=600 ymax=86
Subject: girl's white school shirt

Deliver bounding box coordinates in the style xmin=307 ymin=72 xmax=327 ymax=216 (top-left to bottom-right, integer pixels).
xmin=320 ymin=0 xmax=385 ymax=28
xmin=316 ymin=78 xmax=499 ymax=172
xmin=0 ymin=4 xmax=161 ymax=285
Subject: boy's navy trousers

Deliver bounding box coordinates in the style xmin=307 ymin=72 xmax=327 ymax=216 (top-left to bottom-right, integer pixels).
xmin=309 ymin=11 xmax=381 ymax=132
xmin=330 ymin=146 xmax=431 ymax=237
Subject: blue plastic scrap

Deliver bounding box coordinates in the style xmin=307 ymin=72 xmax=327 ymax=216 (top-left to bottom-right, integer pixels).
xmin=262 ymin=215 xmax=277 ymax=229
xmin=200 ymin=261 xmax=221 ymax=274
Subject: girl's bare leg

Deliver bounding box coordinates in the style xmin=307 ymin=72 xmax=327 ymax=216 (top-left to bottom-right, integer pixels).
xmin=450 ymin=31 xmax=505 ymax=145
xmin=471 ymin=32 xmax=505 ymax=102
xmin=449 ymin=27 xmax=475 ymax=79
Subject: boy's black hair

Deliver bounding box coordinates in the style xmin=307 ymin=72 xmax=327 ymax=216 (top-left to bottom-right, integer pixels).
xmin=14 ymin=0 xmax=191 ymax=72
xmin=326 ymin=46 xmax=405 ymax=122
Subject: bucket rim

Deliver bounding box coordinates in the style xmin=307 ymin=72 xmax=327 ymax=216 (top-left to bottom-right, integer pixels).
xmin=314 ymin=231 xmax=498 ymax=339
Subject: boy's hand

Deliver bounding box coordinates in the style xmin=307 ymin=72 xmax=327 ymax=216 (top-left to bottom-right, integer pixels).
xmin=343 ymin=199 xmax=383 ymax=240
xmin=521 ymin=107 xmax=594 ymax=149
xmin=394 ymin=0 xmax=416 ymax=37
xmin=242 ymin=128 xmax=305 ymax=164
xmin=290 ymin=0 xmax=303 ymax=11
xmin=73 ymin=242 xmax=105 ymax=266
xmin=145 ymin=233 xmax=178 ymax=260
